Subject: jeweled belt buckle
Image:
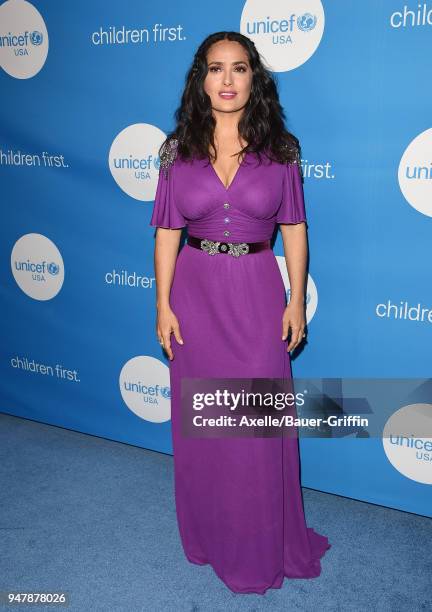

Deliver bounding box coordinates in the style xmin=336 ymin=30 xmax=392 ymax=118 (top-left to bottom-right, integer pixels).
xmin=200 ymin=238 xmax=250 ymax=257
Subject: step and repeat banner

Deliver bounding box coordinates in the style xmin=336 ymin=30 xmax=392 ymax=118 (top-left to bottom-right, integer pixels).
xmin=1 ymin=0 xmax=431 ymax=516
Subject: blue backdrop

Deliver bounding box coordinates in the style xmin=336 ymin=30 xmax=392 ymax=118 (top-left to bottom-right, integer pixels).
xmin=1 ymin=0 xmax=431 ymax=517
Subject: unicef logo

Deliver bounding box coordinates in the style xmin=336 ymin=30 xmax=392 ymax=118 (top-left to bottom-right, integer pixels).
xmin=275 ymin=256 xmax=318 ymax=323
xmin=0 ymin=0 xmax=49 ymax=79
xmin=30 ymin=30 xmax=43 ymax=45
xmin=119 ymin=356 xmax=171 ymax=423
xmin=47 ymin=262 xmax=60 ymax=276
xmin=398 ymin=128 xmax=432 ymax=218
xmin=240 ymin=0 xmax=325 ymax=72
xmin=383 ymin=403 xmax=432 ymax=485
xmin=160 ymin=386 xmax=171 ymax=399
xmin=109 ymin=123 xmax=167 ymax=201
xmin=297 ymin=13 xmax=317 ymax=32
xmin=11 ymin=233 xmax=65 ymax=301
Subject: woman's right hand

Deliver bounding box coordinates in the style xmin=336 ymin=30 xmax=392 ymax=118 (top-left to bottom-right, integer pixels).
xmin=156 ymin=305 xmax=184 ymax=361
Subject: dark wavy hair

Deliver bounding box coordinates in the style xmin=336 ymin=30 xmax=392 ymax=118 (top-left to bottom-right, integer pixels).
xmin=159 ymin=30 xmax=301 ymax=167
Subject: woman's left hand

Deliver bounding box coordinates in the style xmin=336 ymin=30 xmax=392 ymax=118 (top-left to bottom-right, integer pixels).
xmin=282 ymin=302 xmax=306 ymax=353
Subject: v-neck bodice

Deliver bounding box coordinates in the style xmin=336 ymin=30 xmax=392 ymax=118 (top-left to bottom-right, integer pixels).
xmin=209 ymin=153 xmax=248 ymax=191
xmin=150 ymin=150 xmax=307 ymax=242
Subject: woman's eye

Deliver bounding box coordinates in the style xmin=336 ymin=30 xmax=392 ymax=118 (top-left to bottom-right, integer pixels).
xmin=208 ymin=65 xmax=247 ymax=73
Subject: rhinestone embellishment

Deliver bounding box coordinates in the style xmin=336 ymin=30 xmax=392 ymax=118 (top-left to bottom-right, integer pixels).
xmin=282 ymin=142 xmax=302 ymax=169
xmin=200 ymin=239 xmax=250 ymax=257
xmin=200 ymin=239 xmax=220 ymax=255
xmin=159 ymin=137 xmax=179 ymax=179
xmin=223 ymin=202 xmax=230 ymax=209
xmin=228 ymin=242 xmax=249 ymax=256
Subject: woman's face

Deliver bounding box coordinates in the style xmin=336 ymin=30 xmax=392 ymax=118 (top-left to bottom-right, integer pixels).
xmin=203 ymin=40 xmax=252 ymax=115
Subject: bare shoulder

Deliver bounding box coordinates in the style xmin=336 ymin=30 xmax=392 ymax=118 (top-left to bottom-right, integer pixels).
xmin=159 ymin=136 xmax=179 ymax=178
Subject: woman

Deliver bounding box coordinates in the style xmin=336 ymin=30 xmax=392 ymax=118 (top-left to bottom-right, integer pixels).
xmin=150 ymin=31 xmax=331 ymax=594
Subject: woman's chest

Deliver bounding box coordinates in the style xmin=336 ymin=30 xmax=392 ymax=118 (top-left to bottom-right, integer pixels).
xmin=174 ymin=155 xmax=284 ymax=222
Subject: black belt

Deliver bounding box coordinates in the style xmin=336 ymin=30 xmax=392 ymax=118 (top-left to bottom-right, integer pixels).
xmin=187 ymin=235 xmax=270 ymax=257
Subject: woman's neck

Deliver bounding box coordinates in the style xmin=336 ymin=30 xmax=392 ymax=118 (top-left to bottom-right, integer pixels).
xmin=212 ymin=109 xmax=244 ymax=149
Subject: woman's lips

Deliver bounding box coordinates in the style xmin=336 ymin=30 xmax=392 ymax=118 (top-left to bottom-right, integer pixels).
xmin=219 ymin=92 xmax=237 ymax=99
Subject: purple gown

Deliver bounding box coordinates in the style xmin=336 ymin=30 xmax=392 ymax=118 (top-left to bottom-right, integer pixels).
xmin=149 ymin=144 xmax=331 ymax=594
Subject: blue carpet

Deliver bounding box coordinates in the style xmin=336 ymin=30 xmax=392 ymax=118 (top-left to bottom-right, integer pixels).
xmin=0 ymin=412 xmax=430 ymax=612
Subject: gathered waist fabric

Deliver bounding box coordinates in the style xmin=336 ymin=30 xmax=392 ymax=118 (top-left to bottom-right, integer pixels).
xmin=186 ymin=215 xmax=276 ymax=244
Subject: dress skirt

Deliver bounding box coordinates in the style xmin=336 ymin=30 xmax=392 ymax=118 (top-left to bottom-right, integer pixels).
xmin=167 ymin=242 xmax=331 ymax=594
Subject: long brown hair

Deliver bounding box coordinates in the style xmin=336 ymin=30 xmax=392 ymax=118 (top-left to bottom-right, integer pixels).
xmin=160 ymin=30 xmax=301 ymax=167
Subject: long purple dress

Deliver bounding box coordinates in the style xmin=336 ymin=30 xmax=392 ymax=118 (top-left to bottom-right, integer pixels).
xmin=149 ymin=141 xmax=331 ymax=594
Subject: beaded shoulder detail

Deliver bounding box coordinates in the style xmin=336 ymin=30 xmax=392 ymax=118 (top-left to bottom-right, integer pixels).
xmin=159 ymin=137 xmax=179 ymax=179
xmin=282 ymin=143 xmax=301 ymax=167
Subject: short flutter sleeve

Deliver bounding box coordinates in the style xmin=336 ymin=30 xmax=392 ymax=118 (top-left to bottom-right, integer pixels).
xmin=149 ymin=139 xmax=186 ymax=229
xmin=275 ymin=161 xmax=307 ymax=224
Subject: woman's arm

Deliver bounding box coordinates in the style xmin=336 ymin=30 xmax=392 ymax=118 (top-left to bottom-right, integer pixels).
xmin=154 ymin=227 xmax=184 ymax=360
xmin=279 ymin=222 xmax=308 ymax=352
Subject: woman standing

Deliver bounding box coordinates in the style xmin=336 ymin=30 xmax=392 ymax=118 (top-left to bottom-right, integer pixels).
xmin=150 ymin=31 xmax=331 ymax=594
